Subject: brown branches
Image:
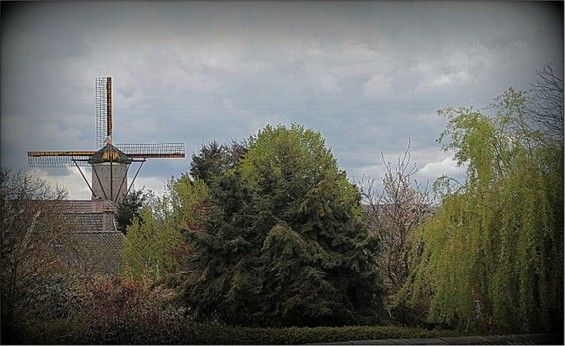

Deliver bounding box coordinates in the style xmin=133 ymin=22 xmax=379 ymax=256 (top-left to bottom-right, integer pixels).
xmin=361 ymin=140 xmax=432 ymax=292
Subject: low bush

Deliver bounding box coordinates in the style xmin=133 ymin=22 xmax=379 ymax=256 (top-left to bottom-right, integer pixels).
xmin=69 ymin=275 xmax=192 ymax=344
xmin=188 ymin=324 xmax=458 ymax=344
xmin=25 ymin=321 xmax=457 ymax=344
xmin=1 ymin=273 xmax=84 ymax=344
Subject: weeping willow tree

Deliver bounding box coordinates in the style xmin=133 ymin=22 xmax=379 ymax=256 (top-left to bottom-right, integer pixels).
xmin=397 ymin=87 xmax=563 ymax=333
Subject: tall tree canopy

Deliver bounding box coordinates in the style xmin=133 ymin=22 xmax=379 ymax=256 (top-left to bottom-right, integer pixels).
xmin=190 ymin=139 xmax=248 ymax=184
xmin=180 ymin=124 xmax=383 ymax=327
xmin=398 ymin=87 xmax=563 ymax=333
xmin=122 ymin=191 xmax=183 ymax=281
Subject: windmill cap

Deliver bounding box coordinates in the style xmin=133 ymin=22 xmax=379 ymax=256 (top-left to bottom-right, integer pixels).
xmin=88 ymin=144 xmax=132 ymax=164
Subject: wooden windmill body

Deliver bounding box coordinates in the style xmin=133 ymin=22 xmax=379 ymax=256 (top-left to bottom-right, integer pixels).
xmin=28 ymin=77 xmax=185 ymax=204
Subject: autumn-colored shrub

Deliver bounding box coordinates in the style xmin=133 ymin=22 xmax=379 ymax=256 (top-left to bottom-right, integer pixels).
xmin=69 ymin=275 xmax=192 ymax=344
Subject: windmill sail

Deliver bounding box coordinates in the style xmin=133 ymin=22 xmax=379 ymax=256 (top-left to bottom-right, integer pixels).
xmin=96 ymin=77 xmax=112 ymax=148
xmin=115 ymin=143 xmax=185 ymax=158
xmin=28 ymin=151 xmax=94 ymax=167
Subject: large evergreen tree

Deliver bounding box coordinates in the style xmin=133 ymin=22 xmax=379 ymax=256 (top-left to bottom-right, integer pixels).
xmin=181 ymin=124 xmax=383 ymax=327
xmin=190 ymin=140 xmax=248 ymax=184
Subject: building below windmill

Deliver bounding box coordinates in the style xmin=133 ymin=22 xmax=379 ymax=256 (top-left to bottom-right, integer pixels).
xmin=58 ymin=199 xmax=124 ymax=275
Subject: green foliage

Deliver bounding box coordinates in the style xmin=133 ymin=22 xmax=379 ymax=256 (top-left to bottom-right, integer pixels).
xmin=169 ymin=173 xmax=210 ymax=232
xmin=398 ymin=88 xmax=563 ymax=333
xmin=123 ymin=205 xmax=181 ymax=281
xmin=184 ymin=324 xmax=457 ymax=345
xmin=190 ymin=139 xmax=248 ymax=184
xmin=115 ymin=189 xmax=147 ymax=235
xmin=122 ymin=177 xmax=210 ymax=281
xmin=122 ymin=192 xmax=181 ymax=281
xmin=181 ymin=124 xmax=383 ymax=327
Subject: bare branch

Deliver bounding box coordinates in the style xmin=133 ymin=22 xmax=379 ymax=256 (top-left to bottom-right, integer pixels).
xmin=360 ymin=140 xmax=432 ymax=317
xmin=528 ymin=63 xmax=564 ymax=140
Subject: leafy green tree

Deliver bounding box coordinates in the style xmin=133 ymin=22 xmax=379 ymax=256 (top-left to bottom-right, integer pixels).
xmin=115 ymin=189 xmax=147 ymax=235
xmin=169 ymin=173 xmax=210 ymax=233
xmin=122 ymin=178 xmax=209 ymax=281
xmin=122 ymin=198 xmax=179 ymax=281
xmin=181 ymin=124 xmax=383 ymax=327
xmin=397 ymin=88 xmax=563 ymax=333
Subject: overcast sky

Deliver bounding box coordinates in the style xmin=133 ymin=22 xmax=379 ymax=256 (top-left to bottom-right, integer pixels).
xmin=1 ymin=1 xmax=563 ymax=199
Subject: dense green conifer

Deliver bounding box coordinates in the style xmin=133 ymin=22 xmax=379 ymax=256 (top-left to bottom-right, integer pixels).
xmin=181 ymin=124 xmax=383 ymax=327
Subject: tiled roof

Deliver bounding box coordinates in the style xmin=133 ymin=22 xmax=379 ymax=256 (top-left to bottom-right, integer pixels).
xmin=51 ymin=200 xmax=123 ymax=275
xmin=66 ymin=213 xmax=104 ymax=232
xmin=60 ymin=199 xmax=117 ymax=213
xmin=69 ymin=231 xmax=124 ymax=275
xmin=59 ymin=200 xmax=118 ymax=233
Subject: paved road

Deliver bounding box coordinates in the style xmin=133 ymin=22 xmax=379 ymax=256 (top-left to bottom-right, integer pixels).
xmin=316 ymin=333 xmax=562 ymax=345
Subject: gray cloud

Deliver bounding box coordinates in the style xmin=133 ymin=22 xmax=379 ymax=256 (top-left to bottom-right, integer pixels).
xmin=1 ymin=1 xmax=562 ymax=198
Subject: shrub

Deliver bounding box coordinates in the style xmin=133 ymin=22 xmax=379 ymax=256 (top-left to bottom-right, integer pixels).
xmin=69 ymin=275 xmax=192 ymax=344
xmin=20 ymin=318 xmax=460 ymax=344
xmin=186 ymin=324 xmax=458 ymax=344
xmin=185 ymin=325 xmax=455 ymax=345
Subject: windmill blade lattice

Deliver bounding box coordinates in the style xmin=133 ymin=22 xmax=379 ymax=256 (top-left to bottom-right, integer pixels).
xmin=28 ymin=151 xmax=94 ymax=167
xmin=96 ymin=77 xmax=111 ymax=148
xmin=115 ymin=143 xmax=185 ymax=158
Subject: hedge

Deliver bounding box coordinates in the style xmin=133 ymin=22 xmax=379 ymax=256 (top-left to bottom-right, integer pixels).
xmin=189 ymin=325 xmax=458 ymax=344
xmin=23 ymin=321 xmax=459 ymax=344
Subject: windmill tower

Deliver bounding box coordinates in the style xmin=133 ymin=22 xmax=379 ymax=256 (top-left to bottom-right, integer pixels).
xmin=28 ymin=77 xmax=185 ymax=204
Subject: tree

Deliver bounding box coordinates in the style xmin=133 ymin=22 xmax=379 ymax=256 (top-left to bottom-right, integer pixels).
xmin=398 ymin=87 xmax=563 ymax=333
xmin=115 ymin=189 xmax=147 ymax=235
xmin=190 ymin=139 xmax=248 ymax=184
xmin=0 ymin=168 xmax=75 ymax=342
xmin=361 ymin=140 xmax=432 ymax=324
xmin=180 ymin=124 xmax=383 ymax=327
xmin=122 ymin=177 xmax=209 ymax=281
xmin=122 ymin=202 xmax=180 ymax=281
xmin=168 ymin=173 xmax=211 ymax=233
xmin=121 ymin=148 xmax=217 ymax=281
xmin=528 ymin=63 xmax=564 ymax=140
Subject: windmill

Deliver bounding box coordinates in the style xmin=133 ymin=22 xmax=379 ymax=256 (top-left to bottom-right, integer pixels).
xmin=28 ymin=77 xmax=185 ymax=204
